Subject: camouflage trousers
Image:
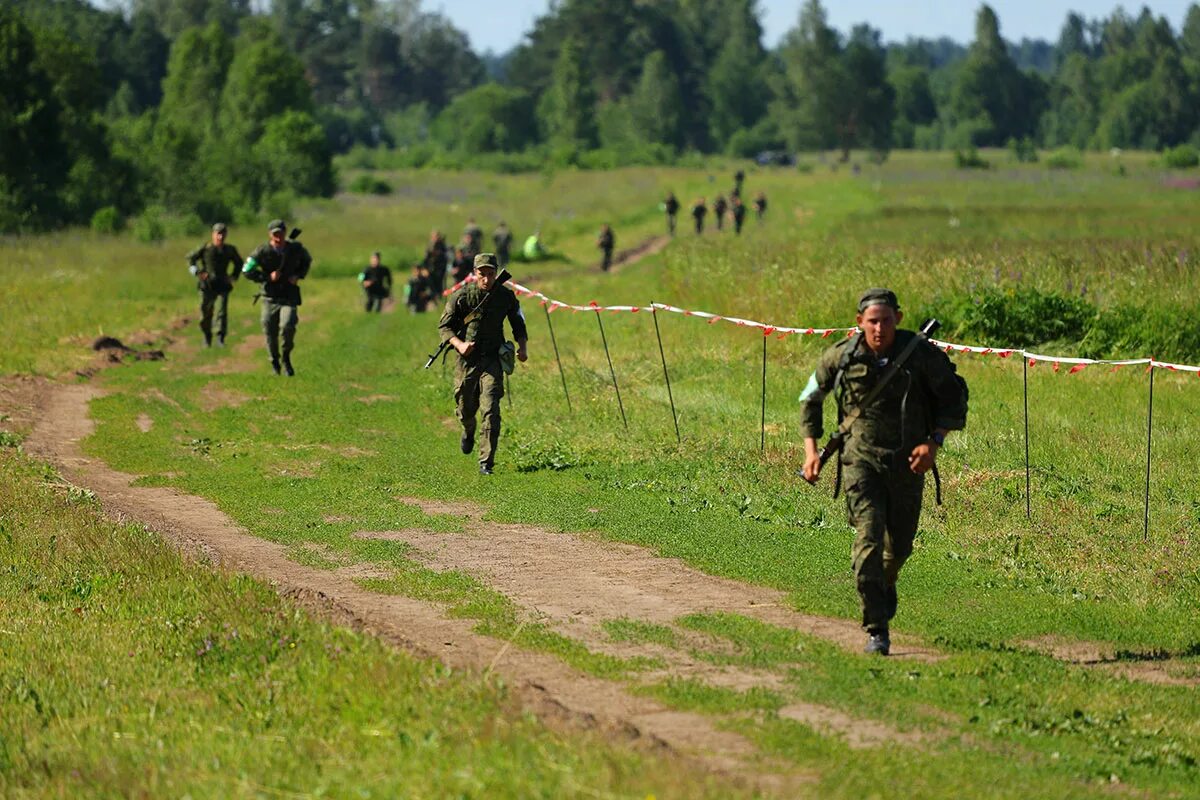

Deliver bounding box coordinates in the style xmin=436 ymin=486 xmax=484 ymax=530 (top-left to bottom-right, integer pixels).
xmin=261 ymin=300 xmax=298 ymax=363
xmin=455 ymin=354 xmax=504 ymax=468
xmin=364 ymin=291 xmax=386 ymax=312
xmin=844 ymin=461 xmax=925 ymax=634
xmin=199 ymin=289 xmax=231 ymax=339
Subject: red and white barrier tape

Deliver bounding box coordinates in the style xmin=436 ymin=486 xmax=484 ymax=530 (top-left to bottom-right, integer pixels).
xmin=441 ymin=275 xmax=1200 ymax=375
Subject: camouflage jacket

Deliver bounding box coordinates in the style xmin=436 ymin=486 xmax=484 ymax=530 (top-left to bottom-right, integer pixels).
xmin=187 ymin=242 xmax=243 ymax=292
xmin=243 ymin=240 xmax=312 ymax=306
xmin=799 ymin=330 xmax=968 ymax=467
xmin=438 ymin=283 xmax=528 ymax=360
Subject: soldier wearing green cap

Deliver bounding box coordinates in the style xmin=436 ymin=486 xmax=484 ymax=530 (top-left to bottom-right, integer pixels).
xmin=186 ymin=222 xmax=243 ymax=347
xmin=798 ymin=289 xmax=968 ymax=656
xmin=437 ymin=252 xmax=528 ymax=475
xmin=242 ymin=220 xmax=312 ymax=376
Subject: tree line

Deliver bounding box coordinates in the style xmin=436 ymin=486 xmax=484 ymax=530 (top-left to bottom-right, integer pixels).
xmin=5 ymin=0 xmax=1200 ymax=232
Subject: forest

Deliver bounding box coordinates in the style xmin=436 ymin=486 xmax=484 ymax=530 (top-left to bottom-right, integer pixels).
xmin=5 ymin=0 xmax=1200 ymax=231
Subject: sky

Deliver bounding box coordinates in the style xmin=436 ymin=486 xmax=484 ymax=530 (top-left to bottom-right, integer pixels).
xmin=428 ymin=1 xmax=1197 ymax=54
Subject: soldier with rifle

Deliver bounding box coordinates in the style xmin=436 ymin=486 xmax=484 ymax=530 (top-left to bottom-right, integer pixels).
xmin=435 ymin=253 xmax=528 ymax=475
xmin=799 ymin=289 xmax=968 ymax=655
xmin=187 ymin=222 xmax=243 ymax=347
xmin=241 ymin=219 xmax=312 ymax=376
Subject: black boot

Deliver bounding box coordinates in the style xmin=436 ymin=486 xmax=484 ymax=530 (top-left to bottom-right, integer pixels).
xmin=270 ymin=358 xmax=281 ymax=375
xmin=864 ymin=630 xmax=890 ymax=656
xmin=460 ymin=431 xmax=474 ymax=454
xmin=204 ymin=333 xmax=213 ymax=347
xmin=282 ymin=357 xmax=294 ymax=376
xmin=217 ymin=334 xmax=225 ymax=347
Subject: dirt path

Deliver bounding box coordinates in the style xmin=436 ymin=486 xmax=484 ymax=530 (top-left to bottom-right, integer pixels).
xmin=23 ymin=381 xmax=814 ymax=795
xmin=610 ymin=234 xmax=671 ymax=272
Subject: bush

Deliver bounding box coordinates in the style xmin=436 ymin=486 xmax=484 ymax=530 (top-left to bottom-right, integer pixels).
xmin=957 ymin=286 xmax=1094 ymax=348
xmin=1162 ymin=144 xmax=1200 ymax=170
xmin=1007 ymin=137 xmax=1038 ymax=163
xmin=347 ymin=174 xmax=392 ymax=195
xmin=954 ymin=147 xmax=990 ymax=169
xmin=258 ymin=191 xmax=295 ymax=222
xmin=131 ymin=206 xmax=166 ymax=242
xmin=1045 ymin=148 xmax=1083 ymax=170
xmin=90 ymin=206 xmax=123 ymax=234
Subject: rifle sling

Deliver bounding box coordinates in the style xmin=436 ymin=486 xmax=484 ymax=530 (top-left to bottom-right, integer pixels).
xmin=832 ymin=328 xmax=932 ymax=444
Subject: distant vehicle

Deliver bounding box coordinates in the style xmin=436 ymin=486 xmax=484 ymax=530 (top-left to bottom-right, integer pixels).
xmin=754 ymin=150 xmax=795 ymax=167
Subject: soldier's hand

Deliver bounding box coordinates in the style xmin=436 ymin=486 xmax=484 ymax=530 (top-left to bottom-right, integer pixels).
xmin=456 ymin=340 xmax=476 ymax=357
xmin=363 ymin=279 xmax=374 ymax=287
xmin=197 ymin=271 xmax=209 ymax=281
xmin=908 ymin=442 xmax=938 ymax=475
xmin=517 ymin=344 xmax=528 ymax=363
xmin=801 ymin=452 xmax=822 ymax=484
xmin=270 ymin=270 xmax=282 ymax=282
xmin=288 ymin=276 xmax=299 ymax=285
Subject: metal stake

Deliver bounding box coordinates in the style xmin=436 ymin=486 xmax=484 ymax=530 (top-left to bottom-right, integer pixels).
xmin=760 ymin=335 xmax=768 ymax=452
xmin=1144 ymin=365 xmax=1155 ymax=542
xmin=595 ymin=311 xmax=627 ymax=429
xmin=1023 ymin=356 xmax=1031 ymax=519
xmin=543 ymin=305 xmax=571 ymax=411
xmin=651 ymin=304 xmax=680 ymax=442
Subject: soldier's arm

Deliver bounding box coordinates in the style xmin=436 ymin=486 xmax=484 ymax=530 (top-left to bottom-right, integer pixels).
xmin=506 ymin=295 xmax=529 ymax=359
xmin=438 ymin=293 xmax=465 ymax=345
xmin=186 ymin=244 xmax=204 ymax=275
xmin=229 ymin=246 xmax=243 ymax=281
xmin=242 ymin=245 xmax=267 ymax=282
xmin=295 ymin=245 xmax=312 ymax=280
xmin=798 ymin=347 xmax=841 ymax=442
xmin=921 ymin=345 xmax=969 ymax=433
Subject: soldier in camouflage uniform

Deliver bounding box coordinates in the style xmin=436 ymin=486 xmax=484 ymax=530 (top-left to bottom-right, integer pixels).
xmin=242 ymin=219 xmax=312 ymax=376
xmin=799 ymin=289 xmax=968 ymax=655
xmin=438 ymin=253 xmax=528 ymax=475
xmin=187 ymin=222 xmax=243 ymax=347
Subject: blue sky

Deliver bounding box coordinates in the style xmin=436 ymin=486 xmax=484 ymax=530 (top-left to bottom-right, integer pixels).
xmin=429 ymin=1 xmax=1197 ymax=54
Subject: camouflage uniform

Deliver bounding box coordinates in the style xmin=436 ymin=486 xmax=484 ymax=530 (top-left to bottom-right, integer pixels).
xmin=493 ymin=224 xmax=513 ymax=267
xmin=359 ymin=263 xmax=392 ymax=312
xmin=799 ymin=315 xmax=968 ymax=637
xmin=713 ymin=196 xmax=728 ymax=230
xmin=438 ymin=258 xmax=528 ymax=471
xmin=187 ymin=226 xmax=243 ymax=345
xmin=664 ymin=193 xmax=680 ymax=235
xmin=242 ymin=221 xmax=312 ymax=375
xmin=691 ymin=201 xmax=707 ymax=234
xmin=597 ymin=227 xmax=615 ymax=272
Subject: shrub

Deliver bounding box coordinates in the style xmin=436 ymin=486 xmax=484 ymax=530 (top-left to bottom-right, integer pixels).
xmin=954 ymin=147 xmax=989 ymax=169
xmin=1007 ymin=137 xmax=1038 ymax=163
xmin=131 ymin=206 xmax=166 ymax=242
xmin=1162 ymin=144 xmax=1200 ymax=169
xmin=90 ymin=206 xmax=123 ymax=234
xmin=1045 ymin=148 xmax=1083 ymax=170
xmin=957 ymin=286 xmax=1094 ymax=348
xmin=347 ymin=174 xmax=392 ymax=195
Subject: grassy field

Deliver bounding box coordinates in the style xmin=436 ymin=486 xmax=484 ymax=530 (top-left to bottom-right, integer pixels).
xmin=3 ymin=150 xmax=1200 ymax=797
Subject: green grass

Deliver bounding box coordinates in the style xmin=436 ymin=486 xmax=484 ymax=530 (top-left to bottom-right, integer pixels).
xmin=4 ymin=152 xmax=1200 ymax=796
xmin=0 ymin=450 xmax=741 ymax=798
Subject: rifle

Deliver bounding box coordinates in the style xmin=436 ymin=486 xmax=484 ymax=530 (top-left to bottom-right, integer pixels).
xmin=423 ymin=269 xmax=512 ymax=369
xmin=251 ymin=228 xmax=303 ymax=305
xmin=804 ymin=318 xmax=941 ymax=485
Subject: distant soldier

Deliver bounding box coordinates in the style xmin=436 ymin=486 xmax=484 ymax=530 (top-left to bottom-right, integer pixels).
xmin=754 ymin=191 xmax=768 ymax=221
xmin=424 ymin=230 xmax=449 ymax=295
xmin=451 ymin=246 xmax=473 ymax=284
xmin=691 ymin=197 xmax=708 ymax=234
xmin=242 ymin=220 xmax=312 ymax=376
xmin=713 ymin=195 xmax=728 ymax=231
xmin=799 ymin=289 xmax=969 ymax=656
xmin=734 ymin=168 xmax=746 ymax=195
xmin=359 ymin=251 xmax=392 ymax=313
xmin=493 ymin=221 xmax=513 ymax=267
xmin=463 ymin=217 xmax=483 ymax=256
xmin=438 ymin=253 xmax=529 ymax=475
xmin=187 ymin=222 xmax=243 ymax=347
xmin=597 ymin=224 xmax=615 ymax=272
xmin=406 ymin=265 xmax=432 ymax=313
xmin=664 ymin=191 xmax=680 ymax=236
xmin=731 ymin=196 xmax=747 ymax=234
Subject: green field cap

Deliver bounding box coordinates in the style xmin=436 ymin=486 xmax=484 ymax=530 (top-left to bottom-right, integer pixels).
xmin=212 ymin=222 xmax=227 ymax=233
xmin=858 ymin=287 xmax=900 ymax=312
xmin=268 ymin=219 xmax=286 ymax=233
xmin=473 ymin=252 xmax=499 ymax=270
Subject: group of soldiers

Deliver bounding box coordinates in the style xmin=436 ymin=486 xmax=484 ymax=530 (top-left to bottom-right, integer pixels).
xmin=185 ymin=204 xmax=968 ymax=658
xmin=663 ymin=170 xmax=768 ymax=237
xmin=186 ymin=219 xmax=311 ymax=376
xmin=360 ymin=218 xmax=521 ymax=315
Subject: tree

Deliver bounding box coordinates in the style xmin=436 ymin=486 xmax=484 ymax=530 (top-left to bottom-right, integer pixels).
xmin=254 ymin=110 xmax=335 ymax=198
xmin=628 ymin=50 xmax=685 ymax=148
xmin=890 ymin=66 xmax=937 ymax=148
xmin=707 ymin=0 xmax=770 ymax=149
xmin=840 ymin=25 xmax=895 ymax=156
xmin=775 ymin=0 xmax=844 ymax=150
xmin=0 ymin=8 xmax=68 ymax=230
xmin=539 ymin=36 xmax=598 ymax=149
xmin=433 ymin=84 xmax=536 ymax=153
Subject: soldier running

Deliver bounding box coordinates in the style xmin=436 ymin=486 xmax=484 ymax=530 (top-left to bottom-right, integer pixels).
xmin=664 ymin=191 xmax=680 ymax=236
xmin=187 ymin=222 xmax=243 ymax=347
xmin=359 ymin=252 xmax=392 ymax=313
xmin=691 ymin=197 xmax=708 ymax=235
xmin=597 ymin=224 xmax=615 ymax=272
xmin=242 ymin=220 xmax=312 ymax=376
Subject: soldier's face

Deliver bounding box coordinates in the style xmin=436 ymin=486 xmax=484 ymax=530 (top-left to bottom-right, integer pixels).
xmin=212 ymin=230 xmax=225 ymax=246
xmin=270 ymin=230 xmax=285 ymax=248
xmin=475 ymin=267 xmax=496 ymax=290
xmin=857 ymin=305 xmax=902 ymax=354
